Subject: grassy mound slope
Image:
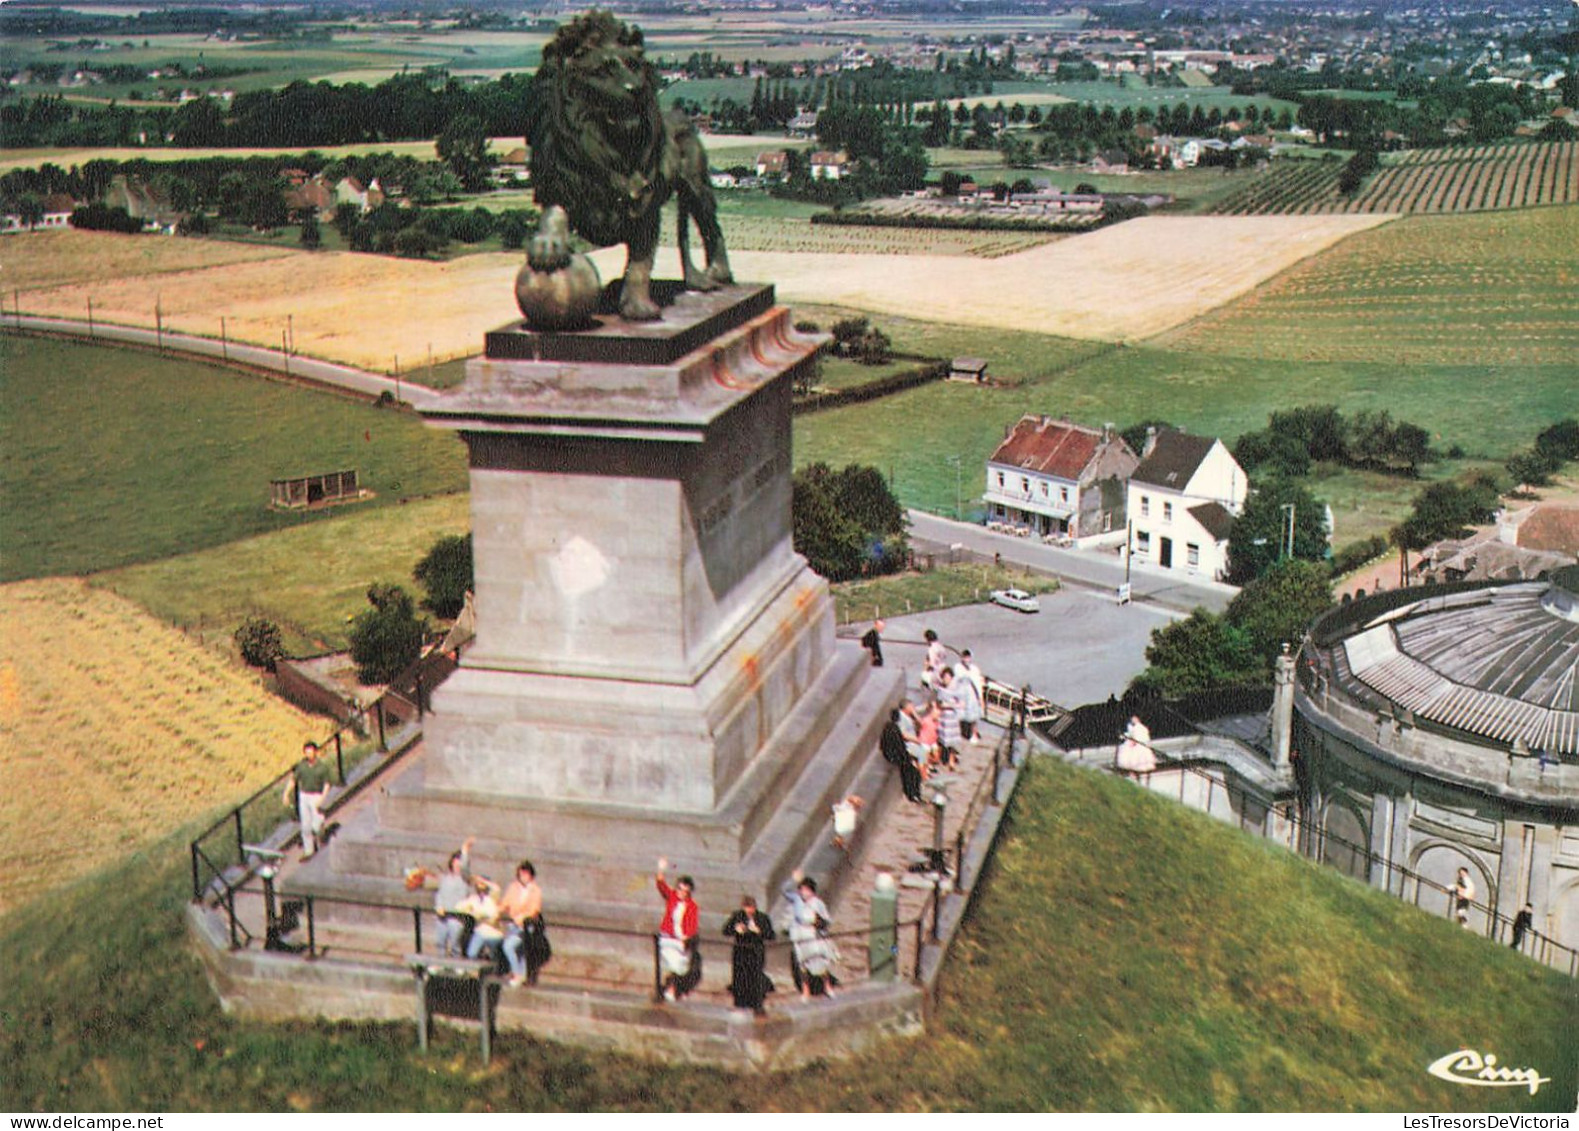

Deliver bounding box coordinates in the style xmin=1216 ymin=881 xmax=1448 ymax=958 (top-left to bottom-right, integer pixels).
xmin=4 ymin=758 xmax=1571 ymax=1112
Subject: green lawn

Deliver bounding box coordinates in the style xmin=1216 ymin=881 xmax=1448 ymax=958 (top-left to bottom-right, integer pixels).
xmin=3 ymin=758 xmax=1571 ymax=1111
xmin=94 ymin=493 xmax=471 ymax=656
xmin=831 ymin=563 xmax=1059 ymax=626
xmin=1155 ymin=208 xmax=1579 ymax=370
xmin=0 ymin=336 xmax=468 ymax=582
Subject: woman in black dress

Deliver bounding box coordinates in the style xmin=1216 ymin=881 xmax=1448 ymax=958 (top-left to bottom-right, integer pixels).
xmin=723 ymin=895 xmax=776 ymax=1015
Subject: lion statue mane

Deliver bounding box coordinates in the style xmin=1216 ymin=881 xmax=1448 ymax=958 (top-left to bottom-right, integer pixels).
xmin=525 ymin=11 xmax=732 ymax=322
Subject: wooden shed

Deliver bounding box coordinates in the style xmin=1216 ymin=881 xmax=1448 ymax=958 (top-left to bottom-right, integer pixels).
xmin=271 ymin=469 xmax=364 ymax=509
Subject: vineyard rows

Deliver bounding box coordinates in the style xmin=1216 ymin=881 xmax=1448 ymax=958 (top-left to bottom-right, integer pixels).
xmin=1211 ymin=140 xmax=1578 ymax=216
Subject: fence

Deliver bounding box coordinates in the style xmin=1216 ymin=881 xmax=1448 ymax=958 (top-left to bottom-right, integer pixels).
xmin=197 ymin=702 xmax=1031 ymax=1012
xmin=1108 ymin=751 xmax=1579 ymax=977
xmin=189 ymin=642 xmax=459 ymax=908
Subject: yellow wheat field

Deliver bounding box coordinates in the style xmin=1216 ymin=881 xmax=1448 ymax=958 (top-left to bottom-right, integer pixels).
xmin=15 ymin=214 xmax=1392 ymax=369
xmin=700 ymin=213 xmax=1395 ymax=341
xmin=0 ymin=228 xmax=296 ymax=293
xmin=0 ymin=578 xmax=318 ymax=914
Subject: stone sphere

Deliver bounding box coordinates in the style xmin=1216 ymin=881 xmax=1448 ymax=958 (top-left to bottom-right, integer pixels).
xmin=515 ymin=252 xmax=601 ymax=332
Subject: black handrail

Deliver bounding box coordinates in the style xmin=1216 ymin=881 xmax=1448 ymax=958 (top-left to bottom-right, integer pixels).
xmin=189 ymin=640 xmax=463 ymax=902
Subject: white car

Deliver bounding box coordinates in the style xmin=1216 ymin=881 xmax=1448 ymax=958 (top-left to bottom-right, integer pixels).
xmin=989 ymin=587 xmax=1040 ymax=614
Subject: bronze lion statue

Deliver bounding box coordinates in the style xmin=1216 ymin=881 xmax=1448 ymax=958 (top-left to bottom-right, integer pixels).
xmin=525 ymin=11 xmax=732 ymax=322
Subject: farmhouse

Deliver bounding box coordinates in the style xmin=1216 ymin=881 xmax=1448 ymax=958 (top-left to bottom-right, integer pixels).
xmin=284 ymin=175 xmax=335 ymax=219
xmin=983 ymin=415 xmax=1139 ymax=541
xmin=1 ymin=193 xmax=75 ymax=233
xmin=1126 ymin=428 xmax=1247 ymax=579
xmin=810 ymin=150 xmax=850 ymax=180
xmin=755 ymin=150 xmax=787 ymax=179
xmin=335 ymin=177 xmax=385 ymax=213
xmin=492 ymin=146 xmax=530 ymax=186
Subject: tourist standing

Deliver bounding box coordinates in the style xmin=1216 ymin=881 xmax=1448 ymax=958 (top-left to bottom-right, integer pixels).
xmin=282 ymin=741 xmax=335 ymax=858
xmin=655 ymin=858 xmax=700 ymax=1002
xmin=860 ymin=619 xmax=886 ymax=667
xmin=957 ymin=649 xmax=986 ymax=743
xmin=1452 ymin=868 xmax=1476 ymax=927
xmin=781 ymin=871 xmax=837 ymax=999
xmin=1116 ymin=715 xmax=1156 ymax=775
xmin=433 ymin=836 xmax=476 ymax=957
xmin=921 ymin=629 xmax=946 ymax=689
xmin=723 ymin=894 xmax=776 ymax=1015
xmin=935 ymin=668 xmax=966 ymax=771
xmin=1511 ymin=903 xmax=1534 ymax=950
xmin=896 ymin=701 xmax=926 ymax=803
xmin=501 ymin=859 xmax=551 ymax=987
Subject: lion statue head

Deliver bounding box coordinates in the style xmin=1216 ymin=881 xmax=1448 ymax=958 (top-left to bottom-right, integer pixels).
xmin=524 ymin=10 xmax=731 ymax=321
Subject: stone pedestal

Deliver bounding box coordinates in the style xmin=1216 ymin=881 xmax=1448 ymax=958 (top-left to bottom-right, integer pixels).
xmin=301 ymin=284 xmax=899 ymax=925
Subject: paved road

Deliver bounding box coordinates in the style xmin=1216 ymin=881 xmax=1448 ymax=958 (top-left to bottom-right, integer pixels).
xmin=8 ymin=314 xmax=443 ymax=409
xmin=907 ymin=509 xmax=1237 ymax=614
xmin=844 ymin=588 xmax=1176 ymax=711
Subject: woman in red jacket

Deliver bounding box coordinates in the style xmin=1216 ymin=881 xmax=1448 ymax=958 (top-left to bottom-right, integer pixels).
xmin=655 ymin=857 xmax=700 ymax=1001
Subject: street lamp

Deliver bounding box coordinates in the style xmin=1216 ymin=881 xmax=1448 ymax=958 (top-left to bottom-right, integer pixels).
xmin=1280 ymin=503 xmax=1296 ymax=561
xmin=945 ymin=455 xmax=963 ymax=520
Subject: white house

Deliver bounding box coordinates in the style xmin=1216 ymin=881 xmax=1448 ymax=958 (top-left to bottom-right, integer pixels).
xmin=809 ymin=150 xmax=849 ymax=180
xmin=984 ymin=415 xmax=1140 ymax=541
xmin=755 ymin=150 xmax=787 ymax=179
xmin=1126 ymin=429 xmax=1247 ymax=580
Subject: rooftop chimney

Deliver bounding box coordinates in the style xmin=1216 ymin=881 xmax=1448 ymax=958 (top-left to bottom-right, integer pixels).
xmin=1143 ymin=425 xmax=1158 ymax=457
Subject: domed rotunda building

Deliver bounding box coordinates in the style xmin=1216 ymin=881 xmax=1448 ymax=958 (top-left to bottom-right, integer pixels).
xmin=1295 ymin=567 xmax=1579 ymax=963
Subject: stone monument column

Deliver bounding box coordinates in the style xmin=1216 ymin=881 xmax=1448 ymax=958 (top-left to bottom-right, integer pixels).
xmin=328 ymin=282 xmax=903 ymax=917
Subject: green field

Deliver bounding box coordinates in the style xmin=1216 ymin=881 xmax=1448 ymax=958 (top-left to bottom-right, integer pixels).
xmin=1156 ymin=207 xmax=1579 ymax=367
xmin=3 ymin=757 xmax=1570 ymax=1111
xmin=0 ymin=28 xmax=546 ymax=104
xmin=94 ymin=493 xmax=470 ymax=655
xmin=0 ymin=336 xmax=468 ymax=583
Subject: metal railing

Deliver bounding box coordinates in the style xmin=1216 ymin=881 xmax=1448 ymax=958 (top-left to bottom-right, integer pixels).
xmin=1108 ymin=751 xmax=1579 ymax=978
xmin=199 ymin=706 xmax=1032 ymax=1009
xmin=189 ymin=642 xmax=461 ymax=905
xmin=226 ymin=873 xmax=947 ymax=999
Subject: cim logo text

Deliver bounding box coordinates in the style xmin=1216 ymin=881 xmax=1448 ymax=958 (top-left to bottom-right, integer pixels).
xmin=1428 ymin=1049 xmax=1552 ymax=1095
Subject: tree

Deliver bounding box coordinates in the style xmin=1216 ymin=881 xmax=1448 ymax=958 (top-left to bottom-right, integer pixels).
xmin=1227 ymin=478 xmax=1329 ymax=584
xmin=436 ymin=112 xmax=492 ymax=192
xmin=792 ymin=462 xmax=908 ymax=581
xmin=348 ymin=583 xmax=427 ymax=684
xmin=792 ymin=467 xmax=866 ymax=582
xmin=1233 ymin=428 xmax=1312 ymax=479
xmin=413 ymin=533 xmax=473 ymax=619
xmin=829 ymin=465 xmax=904 ymax=540
xmin=1535 ymin=419 xmax=1579 ymax=463
xmin=1120 ymin=419 xmax=1172 ymax=456
xmin=234 ymin=616 xmax=285 ymax=672
xmin=830 ymin=315 xmax=869 ymax=356
xmin=855 ymin=326 xmax=892 ymax=366
xmin=1130 ymin=609 xmax=1261 ymax=697
xmin=14 ymin=193 xmax=45 ymax=230
xmin=1391 ymin=477 xmax=1500 ymax=551
xmin=1224 ymin=559 xmax=1334 ymax=662
xmin=298 ymin=212 xmax=321 ymax=248
xmin=1506 ymin=448 xmax=1559 ymax=490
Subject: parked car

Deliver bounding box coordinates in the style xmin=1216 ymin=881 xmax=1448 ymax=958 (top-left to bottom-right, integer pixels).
xmin=989 ymin=587 xmax=1040 ymax=613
